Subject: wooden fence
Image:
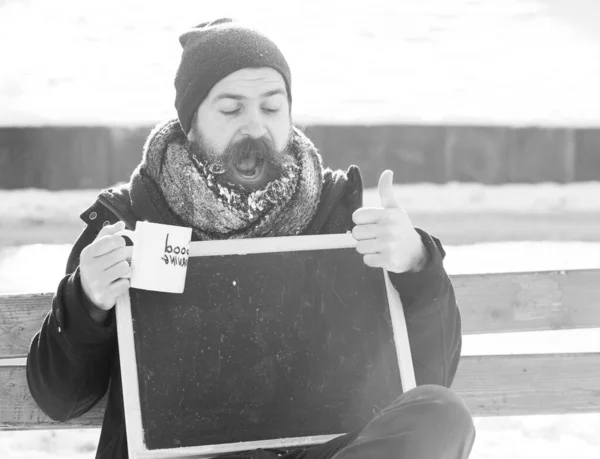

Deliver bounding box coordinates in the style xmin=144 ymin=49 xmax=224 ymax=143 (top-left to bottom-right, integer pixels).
xmin=1 ymin=125 xmax=600 ymax=190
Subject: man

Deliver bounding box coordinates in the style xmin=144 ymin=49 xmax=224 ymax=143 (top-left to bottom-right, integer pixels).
xmin=27 ymin=18 xmax=475 ymax=459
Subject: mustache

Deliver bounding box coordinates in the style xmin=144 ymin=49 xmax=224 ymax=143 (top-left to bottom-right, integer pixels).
xmin=194 ymin=136 xmax=295 ymax=176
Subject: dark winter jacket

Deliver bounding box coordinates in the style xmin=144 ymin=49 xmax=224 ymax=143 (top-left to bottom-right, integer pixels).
xmin=26 ymin=166 xmax=462 ymax=459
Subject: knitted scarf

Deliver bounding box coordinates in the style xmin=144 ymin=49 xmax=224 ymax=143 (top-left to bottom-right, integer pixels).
xmin=128 ymin=119 xmax=323 ymax=240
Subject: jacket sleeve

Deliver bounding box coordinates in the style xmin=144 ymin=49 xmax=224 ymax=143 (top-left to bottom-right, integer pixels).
xmin=387 ymin=229 xmax=462 ymax=388
xmin=330 ymin=165 xmax=462 ymax=389
xmin=26 ymin=221 xmax=118 ymax=422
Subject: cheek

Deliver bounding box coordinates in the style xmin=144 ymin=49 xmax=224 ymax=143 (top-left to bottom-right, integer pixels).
xmin=269 ymin=115 xmax=291 ymax=151
xmin=196 ymin=122 xmax=236 ymax=155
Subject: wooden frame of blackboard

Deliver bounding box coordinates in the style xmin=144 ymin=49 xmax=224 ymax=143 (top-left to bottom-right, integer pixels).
xmin=115 ymin=233 xmax=416 ymax=459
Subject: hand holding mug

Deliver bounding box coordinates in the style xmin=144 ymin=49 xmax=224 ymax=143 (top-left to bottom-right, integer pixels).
xmin=80 ymin=221 xmax=132 ymax=311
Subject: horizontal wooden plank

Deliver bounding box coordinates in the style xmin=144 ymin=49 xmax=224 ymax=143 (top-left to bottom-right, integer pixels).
xmin=2 ymin=352 xmax=600 ymax=429
xmin=2 ymin=269 xmax=600 ymax=358
xmin=0 ymin=292 xmax=53 ymax=359
xmin=454 ymin=268 xmax=600 ymax=334
xmin=0 ymin=365 xmax=106 ymax=429
xmin=455 ymin=353 xmax=600 ymax=416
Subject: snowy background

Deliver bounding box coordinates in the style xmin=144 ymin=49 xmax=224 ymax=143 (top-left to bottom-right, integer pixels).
xmin=2 ymin=0 xmax=600 ymax=127
xmin=2 ymin=0 xmax=600 ymax=458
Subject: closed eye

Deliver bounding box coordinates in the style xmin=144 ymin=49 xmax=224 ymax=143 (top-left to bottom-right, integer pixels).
xmin=221 ymin=109 xmax=241 ymax=116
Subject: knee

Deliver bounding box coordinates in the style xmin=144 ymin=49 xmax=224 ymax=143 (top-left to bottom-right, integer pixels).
xmin=344 ymin=385 xmax=476 ymax=458
xmin=404 ymin=384 xmax=463 ymax=404
xmin=403 ymin=384 xmax=474 ymax=432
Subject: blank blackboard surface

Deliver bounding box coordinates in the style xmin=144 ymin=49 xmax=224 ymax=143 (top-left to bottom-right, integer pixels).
xmin=128 ymin=247 xmax=402 ymax=451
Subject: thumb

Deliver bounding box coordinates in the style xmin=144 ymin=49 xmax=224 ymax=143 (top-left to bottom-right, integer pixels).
xmin=378 ymin=170 xmax=400 ymax=209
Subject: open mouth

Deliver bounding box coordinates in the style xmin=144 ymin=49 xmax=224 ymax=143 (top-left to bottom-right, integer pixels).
xmin=234 ymin=157 xmax=266 ymax=181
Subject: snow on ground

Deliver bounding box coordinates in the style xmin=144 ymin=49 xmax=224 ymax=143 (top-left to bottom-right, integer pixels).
xmin=1 ymin=430 xmax=99 ymax=459
xmin=2 ymin=0 xmax=600 ymax=127
xmin=3 ymin=413 xmax=600 ymax=459
xmin=0 ymin=189 xmax=100 ymax=225
xmin=2 ymin=182 xmax=600 ymax=226
xmin=361 ymin=182 xmax=600 ymax=213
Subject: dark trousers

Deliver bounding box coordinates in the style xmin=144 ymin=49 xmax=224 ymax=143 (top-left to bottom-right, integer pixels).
xmin=237 ymin=385 xmax=476 ymax=459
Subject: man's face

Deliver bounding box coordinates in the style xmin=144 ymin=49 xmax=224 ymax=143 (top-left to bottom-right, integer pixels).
xmin=189 ymin=67 xmax=293 ymax=190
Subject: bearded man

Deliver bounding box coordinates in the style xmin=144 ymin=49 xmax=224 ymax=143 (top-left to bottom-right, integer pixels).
xmin=27 ymin=18 xmax=475 ymax=459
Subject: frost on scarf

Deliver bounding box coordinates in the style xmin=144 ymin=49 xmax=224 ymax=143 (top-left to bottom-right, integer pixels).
xmin=192 ymin=154 xmax=299 ymax=221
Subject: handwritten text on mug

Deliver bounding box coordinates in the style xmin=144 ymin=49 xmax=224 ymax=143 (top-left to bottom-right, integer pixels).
xmin=161 ymin=234 xmax=189 ymax=267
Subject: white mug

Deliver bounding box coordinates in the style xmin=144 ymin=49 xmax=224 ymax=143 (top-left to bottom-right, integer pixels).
xmin=116 ymin=221 xmax=192 ymax=294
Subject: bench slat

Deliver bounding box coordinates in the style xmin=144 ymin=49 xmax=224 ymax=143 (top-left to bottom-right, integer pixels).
xmin=0 ymin=292 xmax=53 ymax=359
xmin=457 ymin=353 xmax=600 ymax=416
xmin=2 ymin=269 xmax=600 ymax=359
xmin=2 ymin=352 xmax=599 ymax=429
xmin=455 ymin=269 xmax=600 ymax=335
xmin=0 ymin=365 xmax=105 ymax=429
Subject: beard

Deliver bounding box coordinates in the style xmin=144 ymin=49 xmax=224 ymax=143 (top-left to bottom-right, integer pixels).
xmin=185 ymin=128 xmax=300 ymax=220
xmin=189 ymin=130 xmax=297 ymax=192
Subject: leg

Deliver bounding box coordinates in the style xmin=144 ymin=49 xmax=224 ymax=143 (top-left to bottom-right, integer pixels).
xmin=330 ymin=385 xmax=476 ymax=459
xmin=231 ymin=385 xmax=474 ymax=459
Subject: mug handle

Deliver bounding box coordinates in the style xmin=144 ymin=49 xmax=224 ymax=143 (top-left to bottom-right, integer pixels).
xmin=115 ymin=229 xmax=136 ymax=262
xmin=115 ymin=229 xmax=137 ymax=244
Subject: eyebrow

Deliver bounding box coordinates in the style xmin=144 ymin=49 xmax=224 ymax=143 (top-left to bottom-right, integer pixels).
xmin=213 ymin=88 xmax=287 ymax=102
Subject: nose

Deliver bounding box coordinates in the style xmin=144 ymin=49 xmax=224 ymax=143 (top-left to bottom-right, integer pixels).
xmin=240 ymin=109 xmax=267 ymax=139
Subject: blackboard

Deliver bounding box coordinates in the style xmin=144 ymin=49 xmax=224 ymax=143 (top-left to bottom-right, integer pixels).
xmin=116 ymin=234 xmax=414 ymax=459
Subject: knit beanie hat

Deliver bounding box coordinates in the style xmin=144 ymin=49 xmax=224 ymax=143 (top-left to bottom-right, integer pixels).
xmin=174 ymin=18 xmax=292 ymax=134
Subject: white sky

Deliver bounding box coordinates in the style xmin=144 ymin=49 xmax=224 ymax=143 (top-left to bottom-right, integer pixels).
xmin=1 ymin=0 xmax=600 ymax=126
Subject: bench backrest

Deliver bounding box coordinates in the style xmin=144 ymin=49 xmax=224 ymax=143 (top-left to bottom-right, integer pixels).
xmin=1 ymin=269 xmax=599 ymax=429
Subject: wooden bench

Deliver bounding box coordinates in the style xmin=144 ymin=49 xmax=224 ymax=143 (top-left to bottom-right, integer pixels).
xmin=1 ymin=268 xmax=600 ymax=430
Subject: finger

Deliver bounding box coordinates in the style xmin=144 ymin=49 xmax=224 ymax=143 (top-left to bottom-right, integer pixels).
xmin=95 ymin=277 xmax=132 ymax=310
xmin=363 ymin=253 xmax=384 ymax=268
xmin=352 ymin=207 xmax=387 ymax=225
xmin=356 ymin=239 xmax=379 ymax=255
xmin=378 ymin=170 xmax=400 ymax=209
xmin=87 ymin=246 xmax=133 ymax=279
xmin=107 ymin=278 xmax=132 ymax=303
xmin=92 ymin=246 xmax=131 ymax=272
xmin=352 ymin=223 xmax=381 ymax=241
xmin=88 ymin=234 xmax=126 ymax=258
xmin=103 ymin=260 xmax=132 ymax=284
xmin=96 ymin=220 xmax=126 ymax=239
